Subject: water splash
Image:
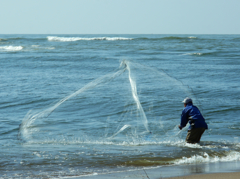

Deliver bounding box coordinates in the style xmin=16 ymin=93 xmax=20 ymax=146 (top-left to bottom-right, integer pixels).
xmin=47 ymin=36 xmax=133 ymax=41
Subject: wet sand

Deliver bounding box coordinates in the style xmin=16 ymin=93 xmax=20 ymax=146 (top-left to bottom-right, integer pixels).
xmin=78 ymin=161 xmax=240 ymax=179
xmin=165 ymin=172 xmax=240 ymax=179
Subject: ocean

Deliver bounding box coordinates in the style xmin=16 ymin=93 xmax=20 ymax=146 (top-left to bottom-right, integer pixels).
xmin=1 ymin=34 xmax=240 ymax=178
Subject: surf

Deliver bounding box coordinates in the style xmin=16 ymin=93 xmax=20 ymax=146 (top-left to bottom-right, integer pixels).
xmin=47 ymin=36 xmax=133 ymax=41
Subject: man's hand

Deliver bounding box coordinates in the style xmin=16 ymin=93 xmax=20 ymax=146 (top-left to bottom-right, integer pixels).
xmin=178 ymin=125 xmax=182 ymax=130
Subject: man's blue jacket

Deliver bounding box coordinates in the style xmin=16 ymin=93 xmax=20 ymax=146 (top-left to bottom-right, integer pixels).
xmin=180 ymin=103 xmax=208 ymax=130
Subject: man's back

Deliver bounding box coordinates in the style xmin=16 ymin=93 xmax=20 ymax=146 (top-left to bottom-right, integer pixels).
xmin=181 ymin=103 xmax=208 ymax=130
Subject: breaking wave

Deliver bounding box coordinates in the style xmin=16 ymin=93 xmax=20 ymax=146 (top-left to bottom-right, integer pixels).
xmin=182 ymin=52 xmax=203 ymax=56
xmin=174 ymin=151 xmax=240 ymax=165
xmin=161 ymin=36 xmax=197 ymax=40
xmin=182 ymin=52 xmax=218 ymax=56
xmin=0 ymin=46 xmax=23 ymax=51
xmin=47 ymin=36 xmax=133 ymax=42
xmin=0 ymin=38 xmax=7 ymax=41
xmin=31 ymin=45 xmax=55 ymax=50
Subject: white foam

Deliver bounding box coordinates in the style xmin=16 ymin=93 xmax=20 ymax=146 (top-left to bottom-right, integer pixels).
xmin=192 ymin=53 xmax=202 ymax=55
xmin=53 ymin=172 xmax=98 ymax=179
xmin=23 ymin=137 xmax=189 ymax=148
xmin=47 ymin=36 xmax=133 ymax=42
xmin=31 ymin=45 xmax=55 ymax=50
xmin=175 ymin=151 xmax=240 ymax=165
xmin=182 ymin=52 xmax=203 ymax=56
xmin=188 ymin=36 xmax=197 ymax=39
xmin=0 ymin=46 xmax=23 ymax=51
xmin=46 ymin=47 xmax=55 ymax=50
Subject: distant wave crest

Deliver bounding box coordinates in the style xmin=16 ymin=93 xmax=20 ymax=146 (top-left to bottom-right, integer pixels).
xmin=0 ymin=38 xmax=7 ymax=41
xmin=47 ymin=36 xmax=133 ymax=42
xmin=31 ymin=45 xmax=55 ymax=50
xmin=0 ymin=46 xmax=23 ymax=51
xmin=137 ymin=36 xmax=197 ymax=41
xmin=161 ymin=36 xmax=196 ymax=40
xmin=183 ymin=52 xmax=203 ymax=56
xmin=188 ymin=36 xmax=197 ymax=39
xmin=182 ymin=52 xmax=217 ymax=56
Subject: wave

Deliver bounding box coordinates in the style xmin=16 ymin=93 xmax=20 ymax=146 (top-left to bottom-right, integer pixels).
xmin=2 ymin=37 xmax=26 ymax=41
xmin=136 ymin=36 xmax=198 ymax=41
xmin=0 ymin=38 xmax=7 ymax=41
xmin=188 ymin=36 xmax=197 ymax=39
xmin=47 ymin=36 xmax=133 ymax=42
xmin=182 ymin=51 xmax=219 ymax=56
xmin=233 ymin=37 xmax=240 ymax=41
xmin=182 ymin=52 xmax=203 ymax=56
xmin=174 ymin=151 xmax=240 ymax=165
xmin=1 ymin=37 xmax=49 ymax=42
xmin=23 ymin=137 xmax=235 ymax=150
xmin=161 ymin=36 xmax=197 ymax=40
xmin=0 ymin=46 xmax=23 ymax=51
xmin=31 ymin=45 xmax=55 ymax=50
xmin=31 ymin=45 xmax=40 ymax=47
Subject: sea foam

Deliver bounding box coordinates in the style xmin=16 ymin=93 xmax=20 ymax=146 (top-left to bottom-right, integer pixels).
xmin=188 ymin=36 xmax=197 ymax=39
xmin=182 ymin=52 xmax=203 ymax=56
xmin=31 ymin=45 xmax=55 ymax=50
xmin=174 ymin=151 xmax=240 ymax=165
xmin=0 ymin=46 xmax=23 ymax=51
xmin=47 ymin=36 xmax=133 ymax=42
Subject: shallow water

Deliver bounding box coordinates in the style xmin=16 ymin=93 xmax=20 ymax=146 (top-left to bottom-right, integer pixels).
xmin=1 ymin=34 xmax=240 ymax=178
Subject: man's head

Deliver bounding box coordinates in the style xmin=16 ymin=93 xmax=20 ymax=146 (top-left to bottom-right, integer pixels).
xmin=182 ymin=97 xmax=192 ymax=107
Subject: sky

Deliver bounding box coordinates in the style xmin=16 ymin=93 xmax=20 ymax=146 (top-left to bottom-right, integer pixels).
xmin=1 ymin=0 xmax=240 ymax=34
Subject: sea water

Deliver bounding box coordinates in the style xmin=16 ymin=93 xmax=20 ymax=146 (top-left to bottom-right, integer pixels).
xmin=1 ymin=34 xmax=240 ymax=178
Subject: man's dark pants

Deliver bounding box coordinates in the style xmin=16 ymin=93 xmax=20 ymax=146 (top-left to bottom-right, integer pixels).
xmin=186 ymin=127 xmax=205 ymax=143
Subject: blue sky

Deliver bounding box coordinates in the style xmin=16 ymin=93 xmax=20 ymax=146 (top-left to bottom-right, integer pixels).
xmin=1 ymin=0 xmax=240 ymax=34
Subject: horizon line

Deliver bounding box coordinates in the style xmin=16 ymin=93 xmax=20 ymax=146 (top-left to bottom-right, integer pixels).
xmin=0 ymin=33 xmax=240 ymax=35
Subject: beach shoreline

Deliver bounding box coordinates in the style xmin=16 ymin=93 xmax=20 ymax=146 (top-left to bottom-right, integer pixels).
xmin=76 ymin=161 xmax=240 ymax=179
xmin=165 ymin=172 xmax=240 ymax=179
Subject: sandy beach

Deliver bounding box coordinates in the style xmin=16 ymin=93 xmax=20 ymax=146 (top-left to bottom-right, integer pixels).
xmin=166 ymin=172 xmax=240 ymax=179
xmin=79 ymin=171 xmax=240 ymax=179
xmin=78 ymin=161 xmax=240 ymax=179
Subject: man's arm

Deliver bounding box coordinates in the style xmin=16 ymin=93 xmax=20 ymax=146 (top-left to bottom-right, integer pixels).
xmin=179 ymin=109 xmax=188 ymax=130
